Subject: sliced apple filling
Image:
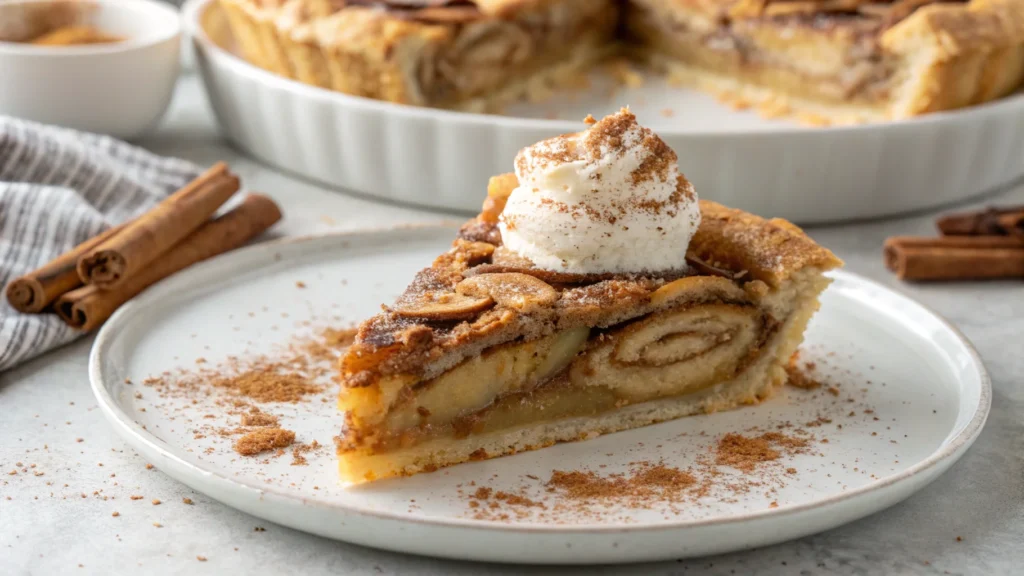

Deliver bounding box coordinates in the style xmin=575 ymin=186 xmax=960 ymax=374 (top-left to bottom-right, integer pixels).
xmin=338 ymin=299 xmax=774 ymax=460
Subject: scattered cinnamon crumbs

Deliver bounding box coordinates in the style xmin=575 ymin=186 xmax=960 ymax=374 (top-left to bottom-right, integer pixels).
xmin=212 ymin=370 xmax=319 ymax=403
xmin=240 ymin=407 xmax=279 ymax=427
xmin=786 ymin=363 xmax=822 ymax=390
xmin=547 ymin=462 xmax=696 ymax=503
xmin=716 ymin=432 xmax=810 ymax=473
xmin=460 ymin=423 xmax=827 ymax=523
xmin=494 ymin=491 xmax=545 ymax=509
xmin=138 ymin=326 xmax=353 ymax=409
xmin=234 ymin=428 xmax=296 ymax=456
xmin=290 ymin=440 xmax=320 ymax=466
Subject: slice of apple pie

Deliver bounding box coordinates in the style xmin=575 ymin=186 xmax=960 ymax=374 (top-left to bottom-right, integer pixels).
xmin=336 ymin=109 xmax=842 ymax=483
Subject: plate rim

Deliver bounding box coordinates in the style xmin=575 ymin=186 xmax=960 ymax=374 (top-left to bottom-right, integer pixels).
xmin=181 ymin=0 xmax=1024 ymax=139
xmin=89 ymin=225 xmax=992 ymax=535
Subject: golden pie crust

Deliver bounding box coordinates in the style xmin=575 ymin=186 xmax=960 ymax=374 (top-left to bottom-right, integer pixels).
xmin=211 ymin=0 xmax=1024 ymax=123
xmin=333 ymin=173 xmax=842 ymax=483
xmin=216 ymin=0 xmax=618 ymax=111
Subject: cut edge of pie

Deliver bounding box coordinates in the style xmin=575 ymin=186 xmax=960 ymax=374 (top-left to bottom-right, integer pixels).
xmin=628 ymin=0 xmax=1024 ymax=124
xmin=208 ymin=0 xmax=1024 ymax=123
xmin=334 ymin=174 xmax=842 ymax=484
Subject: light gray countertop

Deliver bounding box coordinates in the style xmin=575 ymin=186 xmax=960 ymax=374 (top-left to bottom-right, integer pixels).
xmin=3 ymin=75 xmax=1024 ymax=576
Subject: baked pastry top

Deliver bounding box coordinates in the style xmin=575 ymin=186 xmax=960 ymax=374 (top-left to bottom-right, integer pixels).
xmin=214 ymin=0 xmax=1024 ymax=122
xmin=341 ymin=193 xmax=840 ymax=389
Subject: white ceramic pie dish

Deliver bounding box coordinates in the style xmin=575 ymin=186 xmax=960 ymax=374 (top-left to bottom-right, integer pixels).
xmin=0 ymin=0 xmax=181 ymax=139
xmin=182 ymin=0 xmax=1024 ymax=223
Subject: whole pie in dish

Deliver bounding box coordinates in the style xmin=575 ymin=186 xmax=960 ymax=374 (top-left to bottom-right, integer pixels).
xmin=335 ymin=109 xmax=842 ymax=483
xmin=213 ymin=0 xmax=1024 ymax=122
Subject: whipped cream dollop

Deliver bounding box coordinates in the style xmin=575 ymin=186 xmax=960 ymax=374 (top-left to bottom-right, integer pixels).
xmin=498 ymin=109 xmax=701 ymax=274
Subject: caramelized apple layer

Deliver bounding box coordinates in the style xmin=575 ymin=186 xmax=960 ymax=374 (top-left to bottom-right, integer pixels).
xmin=344 ymin=301 xmax=772 ymax=454
xmin=383 ymin=327 xmax=590 ymax=432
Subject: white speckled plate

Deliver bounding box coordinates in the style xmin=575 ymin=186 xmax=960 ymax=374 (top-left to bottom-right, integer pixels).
xmin=89 ymin=226 xmax=990 ymax=565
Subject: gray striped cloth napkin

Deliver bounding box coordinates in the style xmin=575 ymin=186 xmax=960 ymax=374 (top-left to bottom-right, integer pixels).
xmin=0 ymin=116 xmax=201 ymax=371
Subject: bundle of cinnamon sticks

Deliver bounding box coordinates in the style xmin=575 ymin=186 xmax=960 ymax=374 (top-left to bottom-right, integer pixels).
xmin=884 ymin=205 xmax=1024 ymax=282
xmin=5 ymin=163 xmax=282 ymax=331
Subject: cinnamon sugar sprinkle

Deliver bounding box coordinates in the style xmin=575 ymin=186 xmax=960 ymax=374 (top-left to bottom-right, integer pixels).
xmin=460 ymin=426 xmax=817 ymax=523
xmin=508 ymin=108 xmax=689 ymax=229
xmin=212 ymin=371 xmax=319 ymax=404
xmin=132 ymin=325 xmax=355 ymax=460
xmin=785 ymin=362 xmax=822 ymax=390
xmin=234 ymin=428 xmax=295 ymax=456
xmin=457 ymin=349 xmax=883 ymax=523
xmin=548 ymin=462 xmax=696 ymax=502
xmin=240 ymin=407 xmax=279 ymax=427
xmin=715 ymin=432 xmax=810 ymax=473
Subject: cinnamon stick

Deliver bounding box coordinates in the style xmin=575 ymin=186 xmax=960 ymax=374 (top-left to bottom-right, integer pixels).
xmin=883 ymin=236 xmax=1024 ymax=281
xmin=936 ymin=205 xmax=1024 ymax=236
xmin=996 ymin=212 xmax=1024 ymax=237
xmin=5 ymin=223 xmax=126 ymax=313
xmin=77 ymin=163 xmax=240 ymax=290
xmin=57 ymin=194 xmax=282 ymax=331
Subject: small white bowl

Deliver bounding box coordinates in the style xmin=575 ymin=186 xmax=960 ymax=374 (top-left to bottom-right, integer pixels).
xmin=0 ymin=0 xmax=182 ymax=140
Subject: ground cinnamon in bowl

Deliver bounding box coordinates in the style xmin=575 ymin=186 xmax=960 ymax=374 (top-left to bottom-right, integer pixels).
xmin=27 ymin=26 xmax=124 ymax=46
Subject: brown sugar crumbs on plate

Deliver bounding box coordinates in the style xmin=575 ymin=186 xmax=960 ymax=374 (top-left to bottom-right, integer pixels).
xmin=131 ymin=326 xmax=356 ymax=465
xmin=138 ymin=326 xmax=356 ymax=404
xmin=240 ymin=407 xmax=279 ymax=427
xmin=785 ymin=363 xmax=822 ymax=390
xmin=290 ymin=440 xmax=322 ymax=466
xmin=211 ymin=370 xmax=319 ymax=403
xmin=460 ymin=425 xmax=822 ymax=523
xmin=234 ymin=428 xmax=296 ymax=456
xmin=464 ymin=350 xmax=872 ymax=520
xmin=715 ymin=432 xmax=810 ymax=473
xmin=548 ymin=462 xmax=696 ymax=503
